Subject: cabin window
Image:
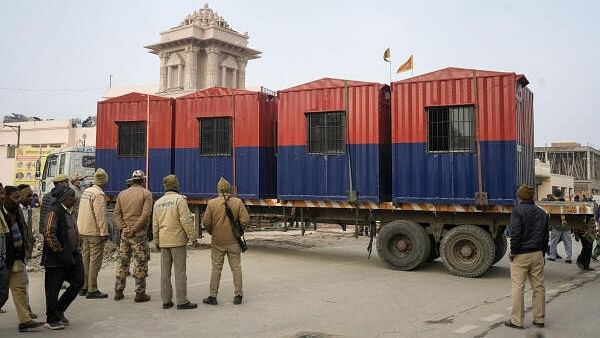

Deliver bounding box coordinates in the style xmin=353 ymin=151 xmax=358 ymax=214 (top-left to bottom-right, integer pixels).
xmin=117 ymin=121 xmax=146 ymax=157
xmin=428 ymin=106 xmax=475 ymax=153
xmin=306 ymin=111 xmax=345 ymax=155
xmin=199 ymin=117 xmax=232 ymax=156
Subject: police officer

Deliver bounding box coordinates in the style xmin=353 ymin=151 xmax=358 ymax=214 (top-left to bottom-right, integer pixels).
xmin=77 ymin=168 xmax=110 ymax=299
xmin=202 ymin=177 xmax=249 ymax=306
xmin=113 ymin=170 xmax=153 ymax=302
xmin=153 ymin=175 xmax=198 ymax=310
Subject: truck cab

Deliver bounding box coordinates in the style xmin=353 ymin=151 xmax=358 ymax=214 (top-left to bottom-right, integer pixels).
xmin=38 ymin=146 xmax=96 ymax=196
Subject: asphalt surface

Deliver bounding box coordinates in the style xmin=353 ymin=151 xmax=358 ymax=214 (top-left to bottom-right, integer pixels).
xmin=0 ymin=230 xmax=598 ymax=337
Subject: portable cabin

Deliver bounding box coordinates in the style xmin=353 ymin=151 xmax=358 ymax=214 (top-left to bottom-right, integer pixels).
xmin=391 ymin=67 xmax=534 ymax=205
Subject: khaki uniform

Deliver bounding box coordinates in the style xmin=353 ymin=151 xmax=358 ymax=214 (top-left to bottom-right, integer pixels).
xmin=510 ymin=251 xmax=545 ymax=327
xmin=153 ymin=191 xmax=197 ymax=305
xmin=77 ymin=185 xmax=109 ymax=292
xmin=2 ymin=207 xmax=32 ymax=324
xmin=202 ymin=194 xmax=249 ymax=297
xmin=9 ymin=261 xmax=31 ymax=324
xmin=113 ymin=185 xmax=153 ymax=294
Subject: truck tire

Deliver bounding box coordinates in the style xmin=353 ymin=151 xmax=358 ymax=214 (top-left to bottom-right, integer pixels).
xmin=377 ymin=220 xmax=431 ymax=270
xmin=493 ymin=234 xmax=508 ymax=265
xmin=440 ymin=225 xmax=495 ymax=278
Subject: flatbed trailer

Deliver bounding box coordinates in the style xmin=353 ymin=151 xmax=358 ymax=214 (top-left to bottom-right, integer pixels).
xmin=186 ymin=198 xmax=596 ymax=278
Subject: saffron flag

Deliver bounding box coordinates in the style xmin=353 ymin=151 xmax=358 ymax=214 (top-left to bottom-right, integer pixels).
xmin=397 ymin=55 xmax=413 ymax=73
xmin=383 ymin=48 xmax=391 ymax=62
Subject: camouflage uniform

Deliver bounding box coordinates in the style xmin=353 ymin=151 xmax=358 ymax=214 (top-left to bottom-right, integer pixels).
xmin=115 ymin=235 xmax=149 ymax=293
xmin=112 ymin=174 xmax=153 ymax=298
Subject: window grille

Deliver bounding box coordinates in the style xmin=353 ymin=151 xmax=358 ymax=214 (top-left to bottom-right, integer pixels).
xmin=306 ymin=111 xmax=345 ymax=155
xmin=200 ymin=117 xmax=231 ymax=156
xmin=117 ymin=122 xmax=146 ymax=157
xmin=428 ymin=106 xmax=474 ymax=153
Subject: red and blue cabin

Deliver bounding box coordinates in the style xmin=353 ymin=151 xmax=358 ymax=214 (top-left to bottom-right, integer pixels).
xmin=96 ymin=93 xmax=175 ymax=196
xmin=277 ymin=78 xmax=391 ymax=202
xmin=173 ymin=87 xmax=277 ymax=199
xmin=391 ymin=67 xmax=534 ymax=205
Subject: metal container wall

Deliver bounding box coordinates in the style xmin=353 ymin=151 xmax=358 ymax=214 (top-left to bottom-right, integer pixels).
xmin=174 ymin=87 xmax=277 ymax=199
xmin=516 ymin=82 xmax=535 ymax=188
xmin=96 ymin=93 xmax=175 ymax=196
xmin=277 ymin=78 xmax=391 ymax=202
xmin=391 ymin=67 xmax=534 ymax=205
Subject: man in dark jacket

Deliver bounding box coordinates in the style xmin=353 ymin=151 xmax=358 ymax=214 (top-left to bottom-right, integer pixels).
xmin=505 ymin=185 xmax=549 ymax=329
xmin=38 ymin=175 xmax=70 ymax=236
xmin=573 ymin=219 xmax=595 ymax=271
xmin=42 ymin=185 xmax=84 ymax=330
xmin=2 ymin=186 xmax=44 ymax=332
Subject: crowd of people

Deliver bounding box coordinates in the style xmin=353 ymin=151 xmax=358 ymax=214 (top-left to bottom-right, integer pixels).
xmin=0 ymin=169 xmax=249 ymax=332
xmin=1 ymin=172 xmax=598 ymax=332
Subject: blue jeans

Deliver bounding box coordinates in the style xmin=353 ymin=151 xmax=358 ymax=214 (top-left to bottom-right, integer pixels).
xmin=549 ymin=229 xmax=572 ymax=259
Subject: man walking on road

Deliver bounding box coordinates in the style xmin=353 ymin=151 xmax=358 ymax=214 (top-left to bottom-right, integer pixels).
xmin=1 ymin=186 xmax=44 ymax=332
xmin=77 ymin=168 xmax=110 ymax=299
xmin=202 ymin=177 xmax=249 ymax=306
xmin=505 ymin=185 xmax=549 ymax=329
xmin=113 ymin=170 xmax=152 ymax=303
xmin=39 ymin=175 xmax=70 ymax=236
xmin=574 ymin=223 xmax=595 ymax=271
xmin=16 ymin=184 xmax=37 ymax=319
xmin=547 ymin=189 xmax=572 ymax=263
xmin=153 ymin=175 xmax=198 ymax=310
xmin=42 ymin=185 xmax=84 ymax=330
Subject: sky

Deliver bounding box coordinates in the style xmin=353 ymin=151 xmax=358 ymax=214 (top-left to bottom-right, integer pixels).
xmin=0 ymin=0 xmax=598 ymax=146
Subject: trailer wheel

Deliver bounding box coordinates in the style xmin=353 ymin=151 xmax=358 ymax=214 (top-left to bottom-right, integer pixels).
xmin=440 ymin=225 xmax=495 ymax=278
xmin=493 ymin=234 xmax=507 ymax=265
xmin=377 ymin=220 xmax=431 ymax=270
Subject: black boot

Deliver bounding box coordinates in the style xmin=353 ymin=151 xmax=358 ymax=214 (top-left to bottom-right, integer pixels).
xmin=176 ymin=301 xmax=198 ymax=310
xmin=202 ymin=296 xmax=218 ymax=305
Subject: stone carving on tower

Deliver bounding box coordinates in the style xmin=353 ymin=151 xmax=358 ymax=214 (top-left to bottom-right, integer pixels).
xmin=145 ymin=4 xmax=261 ymax=95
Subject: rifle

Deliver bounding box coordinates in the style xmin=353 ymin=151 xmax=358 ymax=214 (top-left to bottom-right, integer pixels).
xmin=223 ymin=197 xmax=248 ymax=252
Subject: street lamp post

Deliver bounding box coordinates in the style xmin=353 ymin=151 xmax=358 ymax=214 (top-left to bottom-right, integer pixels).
xmin=3 ymin=124 xmax=21 ymax=147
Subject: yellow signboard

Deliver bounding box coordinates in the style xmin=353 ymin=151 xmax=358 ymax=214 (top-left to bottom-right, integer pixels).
xmin=14 ymin=147 xmax=53 ymax=193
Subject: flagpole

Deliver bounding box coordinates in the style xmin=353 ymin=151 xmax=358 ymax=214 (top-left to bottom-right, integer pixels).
xmin=389 ymin=62 xmax=392 ymax=84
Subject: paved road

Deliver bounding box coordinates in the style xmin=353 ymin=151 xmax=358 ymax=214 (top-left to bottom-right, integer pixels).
xmin=0 ymin=230 xmax=598 ymax=337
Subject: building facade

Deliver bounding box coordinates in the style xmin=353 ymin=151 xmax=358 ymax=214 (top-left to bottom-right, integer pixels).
xmin=145 ymin=4 xmax=261 ymax=96
xmin=0 ymin=120 xmax=96 ymax=187
xmin=535 ymin=159 xmax=574 ymax=201
xmin=535 ymin=142 xmax=600 ymax=198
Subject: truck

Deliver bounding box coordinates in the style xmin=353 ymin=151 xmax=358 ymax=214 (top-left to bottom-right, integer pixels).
xmin=96 ymin=68 xmax=598 ymax=278
xmin=37 ymin=146 xmax=96 ymax=195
